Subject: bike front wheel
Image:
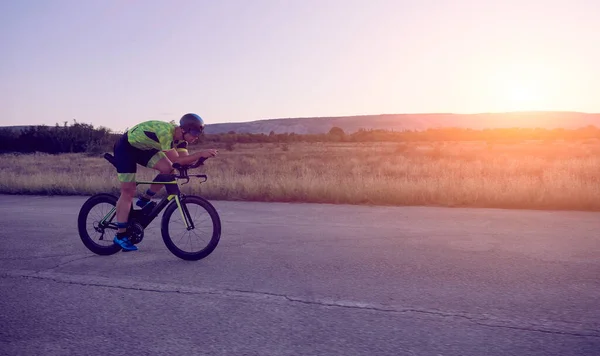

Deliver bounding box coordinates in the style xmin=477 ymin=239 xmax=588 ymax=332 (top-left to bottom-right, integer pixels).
xmin=160 ymin=195 xmax=222 ymax=261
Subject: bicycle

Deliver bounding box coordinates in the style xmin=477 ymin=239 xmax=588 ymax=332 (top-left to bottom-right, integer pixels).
xmin=77 ymin=153 xmax=222 ymax=261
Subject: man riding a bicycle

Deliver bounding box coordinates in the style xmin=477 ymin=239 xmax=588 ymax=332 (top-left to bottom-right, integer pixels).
xmin=113 ymin=113 xmax=218 ymax=251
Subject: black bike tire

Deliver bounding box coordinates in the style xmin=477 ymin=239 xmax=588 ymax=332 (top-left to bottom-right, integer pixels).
xmin=160 ymin=195 xmax=222 ymax=261
xmin=77 ymin=193 xmax=122 ymax=255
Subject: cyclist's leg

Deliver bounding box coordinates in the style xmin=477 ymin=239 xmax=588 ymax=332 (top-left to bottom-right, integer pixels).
xmin=115 ymin=181 xmax=136 ymax=230
xmin=148 ymin=153 xmax=175 ymax=190
xmin=114 ymin=182 xmax=138 ymax=251
xmin=112 ymin=134 xmax=138 ymax=251
xmin=137 ymin=151 xmax=173 ymax=204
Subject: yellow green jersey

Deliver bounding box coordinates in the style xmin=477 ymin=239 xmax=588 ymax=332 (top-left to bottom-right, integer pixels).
xmin=127 ymin=120 xmax=188 ymax=153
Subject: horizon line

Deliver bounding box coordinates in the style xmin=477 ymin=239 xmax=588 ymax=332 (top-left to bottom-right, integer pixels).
xmin=218 ymin=110 xmax=598 ymax=124
xmin=1 ymin=110 xmax=598 ymax=131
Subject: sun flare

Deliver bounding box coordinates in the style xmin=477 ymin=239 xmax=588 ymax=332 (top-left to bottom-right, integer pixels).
xmin=504 ymin=81 xmax=540 ymax=110
xmin=483 ymin=62 xmax=556 ymax=112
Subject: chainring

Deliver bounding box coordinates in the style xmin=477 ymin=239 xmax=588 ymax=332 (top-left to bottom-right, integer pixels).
xmin=128 ymin=221 xmax=145 ymax=244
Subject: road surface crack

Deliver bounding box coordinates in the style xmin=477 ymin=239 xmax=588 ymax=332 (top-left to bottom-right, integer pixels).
xmin=2 ymin=270 xmax=598 ymax=339
xmin=34 ymin=255 xmax=96 ymax=273
xmin=279 ymin=295 xmax=599 ymax=338
xmin=0 ymin=254 xmax=78 ymax=261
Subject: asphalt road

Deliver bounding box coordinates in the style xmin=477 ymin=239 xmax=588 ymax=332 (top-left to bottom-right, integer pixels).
xmin=0 ymin=195 xmax=598 ymax=356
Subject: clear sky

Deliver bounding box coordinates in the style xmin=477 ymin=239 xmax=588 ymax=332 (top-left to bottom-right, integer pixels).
xmin=1 ymin=0 xmax=599 ymax=132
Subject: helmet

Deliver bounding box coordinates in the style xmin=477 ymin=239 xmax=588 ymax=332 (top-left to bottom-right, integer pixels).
xmin=179 ymin=113 xmax=205 ymax=135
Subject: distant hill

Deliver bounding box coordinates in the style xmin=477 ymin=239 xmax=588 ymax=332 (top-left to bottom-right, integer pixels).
xmin=204 ymin=111 xmax=600 ymax=135
xmin=3 ymin=111 xmax=599 ymax=135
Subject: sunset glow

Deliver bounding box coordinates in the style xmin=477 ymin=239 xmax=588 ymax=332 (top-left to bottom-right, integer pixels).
xmin=499 ymin=78 xmax=543 ymax=111
xmin=1 ymin=1 xmax=599 ymax=131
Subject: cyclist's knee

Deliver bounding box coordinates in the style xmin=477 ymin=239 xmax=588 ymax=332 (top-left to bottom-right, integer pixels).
xmin=158 ymin=166 xmax=174 ymax=174
xmin=152 ymin=157 xmax=175 ymax=174
xmin=155 ymin=164 xmax=174 ymax=175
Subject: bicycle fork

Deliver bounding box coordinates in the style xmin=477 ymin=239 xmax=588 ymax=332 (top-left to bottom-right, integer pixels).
xmin=172 ymin=195 xmax=195 ymax=231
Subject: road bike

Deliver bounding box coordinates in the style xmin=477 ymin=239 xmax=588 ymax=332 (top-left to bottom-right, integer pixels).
xmin=77 ymin=153 xmax=221 ymax=261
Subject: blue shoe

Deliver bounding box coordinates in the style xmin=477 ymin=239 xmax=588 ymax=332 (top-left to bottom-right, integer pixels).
xmin=113 ymin=235 xmax=138 ymax=252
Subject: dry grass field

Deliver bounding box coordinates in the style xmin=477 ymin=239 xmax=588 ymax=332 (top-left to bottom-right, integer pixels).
xmin=1 ymin=140 xmax=600 ymax=211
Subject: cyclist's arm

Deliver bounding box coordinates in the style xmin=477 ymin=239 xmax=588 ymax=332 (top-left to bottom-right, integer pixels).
xmin=161 ymin=135 xmax=217 ymax=166
xmin=165 ymin=149 xmax=211 ymax=166
xmin=175 ymin=140 xmax=189 ymax=157
xmin=156 ymin=130 xmax=190 ymax=166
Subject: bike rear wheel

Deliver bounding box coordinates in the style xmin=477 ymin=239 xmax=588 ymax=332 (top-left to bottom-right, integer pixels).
xmin=77 ymin=194 xmax=122 ymax=255
xmin=160 ymin=195 xmax=221 ymax=261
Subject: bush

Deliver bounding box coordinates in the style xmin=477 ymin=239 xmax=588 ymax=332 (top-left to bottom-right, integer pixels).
xmin=0 ymin=121 xmax=117 ymax=154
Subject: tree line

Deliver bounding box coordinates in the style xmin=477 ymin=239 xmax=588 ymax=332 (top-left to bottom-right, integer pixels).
xmin=0 ymin=121 xmax=115 ymax=154
xmin=1 ymin=123 xmax=599 ymax=154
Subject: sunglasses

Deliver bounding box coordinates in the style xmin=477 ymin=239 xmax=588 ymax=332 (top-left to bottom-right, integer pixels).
xmin=186 ymin=129 xmax=202 ymax=137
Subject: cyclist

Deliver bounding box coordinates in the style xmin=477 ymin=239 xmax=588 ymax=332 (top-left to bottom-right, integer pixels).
xmin=112 ymin=113 xmax=218 ymax=251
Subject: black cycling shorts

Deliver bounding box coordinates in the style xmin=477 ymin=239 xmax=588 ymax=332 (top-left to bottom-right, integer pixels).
xmin=113 ymin=132 xmax=160 ymax=182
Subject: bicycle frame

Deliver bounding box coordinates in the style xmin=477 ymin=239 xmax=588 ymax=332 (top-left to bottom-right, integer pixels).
xmin=78 ymin=153 xmax=220 ymax=260
xmin=99 ymin=152 xmax=208 ymax=233
xmin=99 ymin=177 xmax=196 ymax=231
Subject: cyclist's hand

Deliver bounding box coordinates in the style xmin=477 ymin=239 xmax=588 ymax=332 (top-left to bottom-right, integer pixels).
xmin=201 ymin=149 xmax=218 ymax=158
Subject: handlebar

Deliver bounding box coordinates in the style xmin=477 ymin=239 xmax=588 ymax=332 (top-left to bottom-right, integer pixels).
xmin=171 ymin=157 xmax=209 ymax=184
xmin=172 ymin=156 xmax=207 ymax=171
